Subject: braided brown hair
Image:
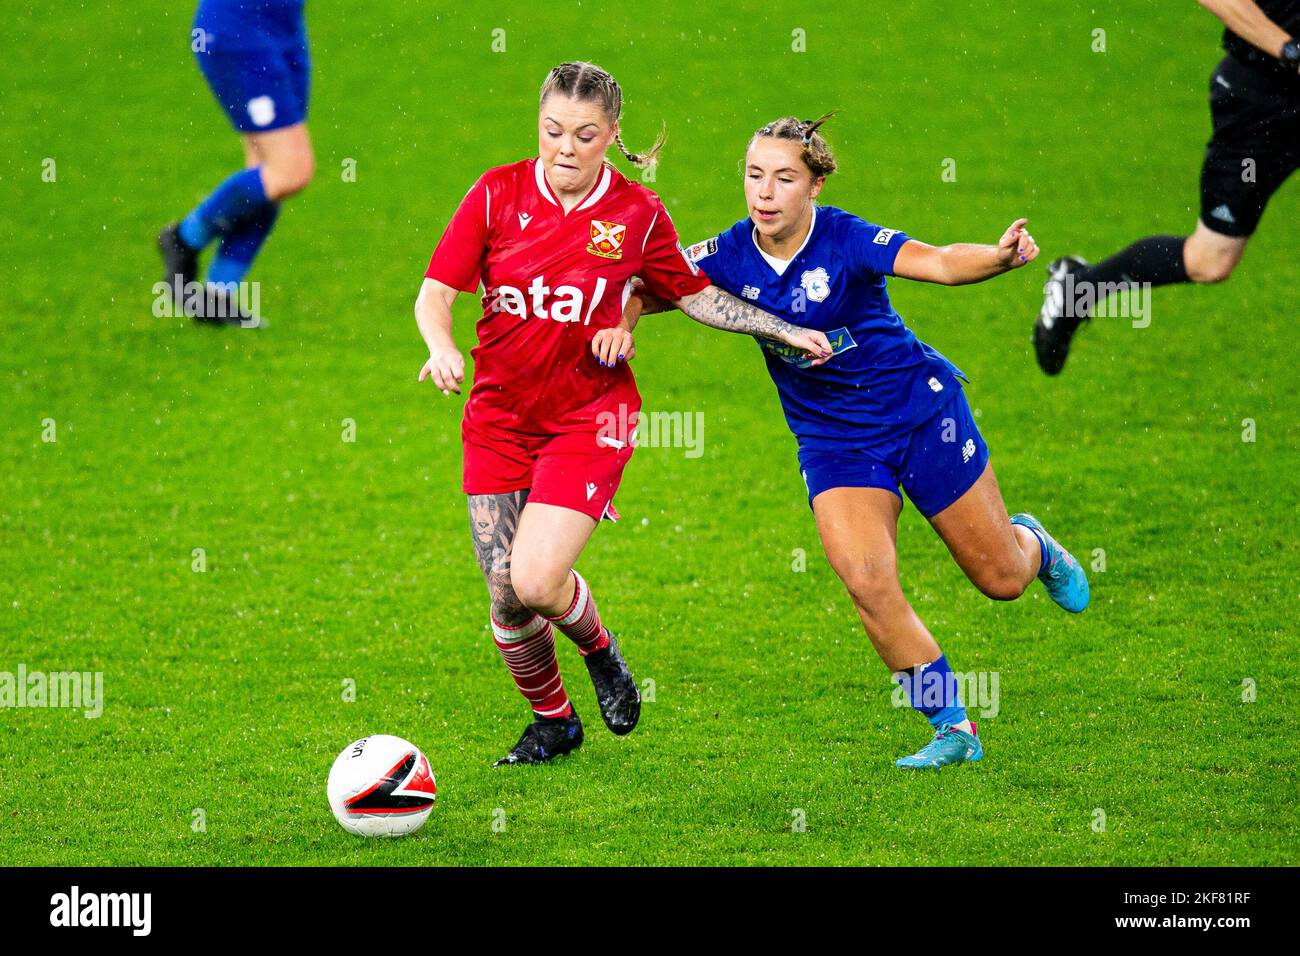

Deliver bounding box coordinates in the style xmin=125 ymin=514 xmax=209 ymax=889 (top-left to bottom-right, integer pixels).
xmin=748 ymin=112 xmax=839 ymax=179
xmin=539 ymin=61 xmax=665 ymax=172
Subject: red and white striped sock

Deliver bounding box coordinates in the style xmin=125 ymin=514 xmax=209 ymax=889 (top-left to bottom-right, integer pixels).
xmin=545 ymin=570 xmax=611 ymax=657
xmin=491 ymin=612 xmax=572 ymax=719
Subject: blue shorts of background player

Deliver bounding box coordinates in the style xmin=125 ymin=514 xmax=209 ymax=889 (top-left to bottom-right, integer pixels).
xmin=196 ymin=38 xmax=310 ymax=133
xmin=799 ymin=389 xmax=990 ymax=518
xmin=157 ymin=1 xmax=315 ymax=325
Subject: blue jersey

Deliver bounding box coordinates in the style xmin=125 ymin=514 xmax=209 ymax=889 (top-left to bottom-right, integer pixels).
xmin=685 ymin=205 xmax=964 ymax=447
xmin=193 ymin=0 xmax=306 ymax=51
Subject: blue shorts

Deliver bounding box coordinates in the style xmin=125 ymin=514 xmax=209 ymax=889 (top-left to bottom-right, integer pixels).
xmin=196 ymin=43 xmax=310 ymax=133
xmin=798 ymin=389 xmax=990 ymax=518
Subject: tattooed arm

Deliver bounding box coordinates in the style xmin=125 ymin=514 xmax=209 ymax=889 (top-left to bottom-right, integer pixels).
xmin=670 ymin=285 xmax=833 ymax=366
xmin=611 ymin=281 xmax=833 ymax=366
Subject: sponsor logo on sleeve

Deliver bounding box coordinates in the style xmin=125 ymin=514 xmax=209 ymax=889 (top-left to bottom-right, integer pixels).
xmin=677 ymin=241 xmax=700 ymax=275
xmin=873 ymin=228 xmax=899 ymax=245
xmin=685 ymin=237 xmax=718 ymax=262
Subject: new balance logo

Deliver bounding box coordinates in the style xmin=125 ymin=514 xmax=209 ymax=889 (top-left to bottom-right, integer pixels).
xmin=742 ymin=285 xmax=760 ymax=300
xmin=518 ymin=212 xmax=533 ymax=230
xmin=585 ymin=482 xmax=598 ymax=501
xmin=1210 ymin=204 xmax=1236 ymax=224
xmin=962 ymin=438 xmax=976 ymax=463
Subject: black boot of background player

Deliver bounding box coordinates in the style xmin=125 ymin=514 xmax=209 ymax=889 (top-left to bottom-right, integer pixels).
xmin=493 ymin=707 xmax=584 ymax=766
xmin=157 ymin=223 xmax=198 ymax=301
xmin=189 ymin=284 xmax=259 ymax=326
xmin=1033 ymin=255 xmax=1090 ymax=375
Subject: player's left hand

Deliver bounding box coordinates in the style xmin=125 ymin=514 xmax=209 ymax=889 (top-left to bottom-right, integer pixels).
xmin=592 ymin=326 xmax=635 ymax=366
xmin=780 ymin=326 xmax=835 ymax=368
xmin=998 ymin=218 xmax=1039 ymax=269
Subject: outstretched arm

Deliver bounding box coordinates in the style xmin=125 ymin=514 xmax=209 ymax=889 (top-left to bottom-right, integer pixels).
xmin=672 ymin=285 xmax=833 ymax=365
xmin=1198 ymin=0 xmax=1295 ymax=64
xmin=893 ymin=218 xmax=1040 ymax=286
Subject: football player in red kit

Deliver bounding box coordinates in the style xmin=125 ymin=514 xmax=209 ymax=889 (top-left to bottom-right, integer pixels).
xmin=415 ymin=61 xmax=832 ymax=766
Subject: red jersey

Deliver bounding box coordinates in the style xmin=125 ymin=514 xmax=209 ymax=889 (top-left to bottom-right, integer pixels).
xmin=425 ymin=158 xmax=710 ymax=437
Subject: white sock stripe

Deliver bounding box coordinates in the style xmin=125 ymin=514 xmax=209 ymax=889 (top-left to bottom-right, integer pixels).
xmin=496 ymin=629 xmax=554 ymax=652
xmin=571 ymin=601 xmax=601 ymax=638
xmin=570 ymin=626 xmax=603 ymax=647
xmin=498 ymin=649 xmax=558 ymax=673
xmin=502 ymin=655 xmax=558 ymax=678
xmin=514 ymin=674 xmax=564 ymax=696
xmin=552 ymin=571 xmax=590 ymax=628
xmin=535 ymin=698 xmax=572 ymax=717
xmin=499 ymin=647 xmax=555 ymax=668
xmin=491 ymin=613 xmax=547 ymax=643
xmin=498 ymin=643 xmax=555 ymax=662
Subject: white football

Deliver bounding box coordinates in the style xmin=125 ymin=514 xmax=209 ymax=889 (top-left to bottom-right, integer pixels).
xmin=327 ymin=735 xmax=437 ymax=837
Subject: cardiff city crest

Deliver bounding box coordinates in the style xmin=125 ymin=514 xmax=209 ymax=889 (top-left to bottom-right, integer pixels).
xmin=800 ymin=267 xmax=831 ymax=303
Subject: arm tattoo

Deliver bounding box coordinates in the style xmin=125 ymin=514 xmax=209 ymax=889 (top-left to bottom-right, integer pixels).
xmin=467 ymin=490 xmax=531 ymax=625
xmin=676 ymin=285 xmax=799 ymax=342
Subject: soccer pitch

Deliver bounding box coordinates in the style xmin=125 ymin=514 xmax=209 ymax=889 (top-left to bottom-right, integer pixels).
xmin=1 ymin=0 xmax=1296 ymax=866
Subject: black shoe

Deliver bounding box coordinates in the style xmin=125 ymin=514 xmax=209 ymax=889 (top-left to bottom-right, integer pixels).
xmin=493 ymin=707 xmax=584 ymax=766
xmin=584 ymin=632 xmax=640 ymax=736
xmin=1033 ymin=255 xmax=1089 ymax=376
xmin=187 ymin=283 xmax=262 ymax=327
xmin=157 ymin=223 xmax=199 ymax=300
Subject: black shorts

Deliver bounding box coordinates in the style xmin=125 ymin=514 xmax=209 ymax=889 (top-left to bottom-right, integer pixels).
xmin=1200 ymin=55 xmax=1299 ymax=237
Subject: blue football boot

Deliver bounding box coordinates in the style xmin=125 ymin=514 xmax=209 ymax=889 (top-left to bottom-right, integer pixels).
xmin=895 ymin=722 xmax=983 ymax=769
xmin=1011 ymin=513 xmax=1090 ymax=613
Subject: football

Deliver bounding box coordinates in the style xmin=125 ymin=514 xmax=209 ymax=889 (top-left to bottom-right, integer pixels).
xmin=327 ymin=735 xmax=437 ymax=837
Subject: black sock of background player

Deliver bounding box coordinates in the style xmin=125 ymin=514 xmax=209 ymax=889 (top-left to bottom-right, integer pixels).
xmin=1076 ymin=234 xmax=1191 ymax=288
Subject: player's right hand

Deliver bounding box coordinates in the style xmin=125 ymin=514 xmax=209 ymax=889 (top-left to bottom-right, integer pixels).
xmin=418 ymin=345 xmax=465 ymax=395
xmin=592 ymin=326 xmax=635 ymax=366
xmin=780 ymin=326 xmax=834 ymax=367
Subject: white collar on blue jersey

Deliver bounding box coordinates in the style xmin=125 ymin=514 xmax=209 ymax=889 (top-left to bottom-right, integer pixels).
xmin=751 ymin=205 xmax=818 ymax=277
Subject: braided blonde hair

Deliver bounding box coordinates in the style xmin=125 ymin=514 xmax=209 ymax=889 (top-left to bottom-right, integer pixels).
xmin=539 ymin=61 xmax=665 ymax=172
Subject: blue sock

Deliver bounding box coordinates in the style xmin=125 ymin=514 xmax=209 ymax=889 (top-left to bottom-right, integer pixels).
xmin=1025 ymin=527 xmax=1050 ymax=574
xmin=179 ymin=167 xmax=269 ymax=250
xmin=895 ymin=654 xmax=967 ymax=730
xmin=206 ymin=202 xmax=280 ymax=285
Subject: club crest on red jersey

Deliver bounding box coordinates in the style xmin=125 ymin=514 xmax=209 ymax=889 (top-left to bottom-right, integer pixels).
xmin=587 ymin=219 xmax=626 ymax=260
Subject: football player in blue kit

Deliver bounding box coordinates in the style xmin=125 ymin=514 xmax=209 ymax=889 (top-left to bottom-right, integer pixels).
xmin=158 ymin=0 xmax=315 ymax=325
xmin=627 ymin=115 xmax=1091 ymax=769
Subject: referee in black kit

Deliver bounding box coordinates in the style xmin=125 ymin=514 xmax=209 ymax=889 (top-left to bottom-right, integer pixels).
xmin=1034 ymin=0 xmax=1299 ymax=375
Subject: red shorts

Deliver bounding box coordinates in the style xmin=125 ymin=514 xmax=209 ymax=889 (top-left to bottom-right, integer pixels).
xmin=462 ymin=421 xmax=635 ymax=521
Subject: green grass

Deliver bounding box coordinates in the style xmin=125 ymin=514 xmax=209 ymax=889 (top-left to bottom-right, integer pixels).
xmin=1 ymin=0 xmax=1297 ymax=866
